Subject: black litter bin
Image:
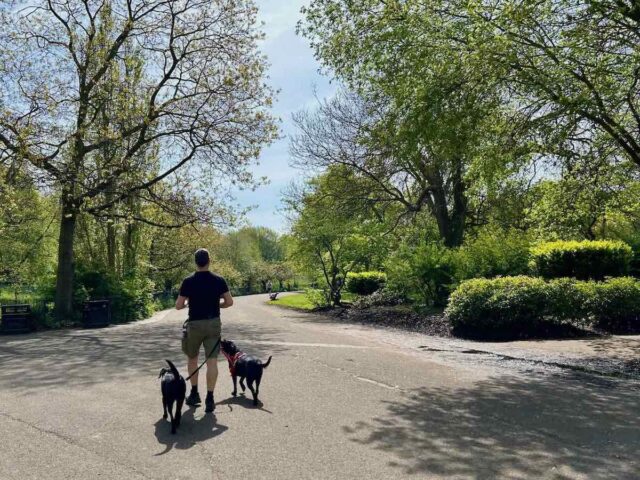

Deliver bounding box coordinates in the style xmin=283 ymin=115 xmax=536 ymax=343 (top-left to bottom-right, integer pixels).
xmin=82 ymin=300 xmax=111 ymax=328
xmin=0 ymin=304 xmax=34 ymax=334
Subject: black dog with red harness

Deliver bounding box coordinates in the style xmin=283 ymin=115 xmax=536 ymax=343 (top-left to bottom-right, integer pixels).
xmin=220 ymin=339 xmax=272 ymax=406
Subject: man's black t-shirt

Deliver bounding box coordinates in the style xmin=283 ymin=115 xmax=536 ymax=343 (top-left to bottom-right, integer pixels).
xmin=179 ymin=271 xmax=229 ymax=321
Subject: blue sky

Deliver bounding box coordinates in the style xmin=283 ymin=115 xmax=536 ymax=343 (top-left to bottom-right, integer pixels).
xmin=231 ymin=0 xmax=336 ymax=233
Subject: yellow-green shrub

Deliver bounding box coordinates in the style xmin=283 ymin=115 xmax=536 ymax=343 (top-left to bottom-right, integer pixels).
xmin=445 ymin=276 xmax=551 ymax=338
xmin=530 ymin=240 xmax=632 ymax=280
xmin=446 ymin=276 xmax=640 ymax=338
xmin=578 ymin=277 xmax=640 ymax=332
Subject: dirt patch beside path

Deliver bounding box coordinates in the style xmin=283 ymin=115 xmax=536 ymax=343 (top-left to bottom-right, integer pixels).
xmin=321 ymin=305 xmax=453 ymax=337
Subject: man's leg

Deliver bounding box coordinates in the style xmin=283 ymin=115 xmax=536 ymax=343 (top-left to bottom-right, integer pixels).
xmin=185 ymin=355 xmax=202 ymax=406
xmin=206 ymin=359 xmax=218 ymax=392
xmin=203 ymin=318 xmax=222 ymax=413
xmin=187 ymin=355 xmax=199 ymax=386
xmin=182 ymin=321 xmax=205 ymax=407
xmin=205 ymin=359 xmax=218 ymax=412
xmin=183 ymin=323 xmax=204 ymax=407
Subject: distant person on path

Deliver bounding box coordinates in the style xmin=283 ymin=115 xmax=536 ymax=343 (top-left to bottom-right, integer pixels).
xmin=266 ymin=279 xmax=273 ymax=293
xmin=175 ymin=249 xmax=234 ymax=413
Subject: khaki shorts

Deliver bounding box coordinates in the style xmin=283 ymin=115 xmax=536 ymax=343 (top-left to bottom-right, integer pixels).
xmin=181 ymin=318 xmax=221 ymax=359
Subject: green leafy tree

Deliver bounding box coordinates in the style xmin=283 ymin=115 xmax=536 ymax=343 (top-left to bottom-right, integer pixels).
xmin=0 ymin=168 xmax=57 ymax=290
xmin=286 ymin=170 xmax=390 ymax=306
xmin=0 ymin=0 xmax=277 ymax=319
xmin=298 ymin=1 xmax=529 ymax=246
xmin=466 ymin=0 xmax=640 ymax=166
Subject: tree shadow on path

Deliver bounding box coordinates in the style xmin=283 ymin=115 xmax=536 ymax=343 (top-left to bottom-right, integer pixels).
xmin=0 ymin=321 xmax=288 ymax=393
xmin=344 ymin=372 xmax=640 ymax=479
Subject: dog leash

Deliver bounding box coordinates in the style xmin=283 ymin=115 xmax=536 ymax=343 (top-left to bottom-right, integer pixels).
xmin=185 ymin=335 xmax=221 ymax=381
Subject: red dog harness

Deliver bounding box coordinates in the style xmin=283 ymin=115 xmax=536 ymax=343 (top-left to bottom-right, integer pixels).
xmin=221 ymin=350 xmax=246 ymax=376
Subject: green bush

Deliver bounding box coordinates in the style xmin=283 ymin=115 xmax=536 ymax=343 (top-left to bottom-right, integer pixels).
xmin=530 ymin=240 xmax=632 ymax=280
xmin=446 ymin=275 xmax=640 ymax=338
xmin=446 ymin=276 xmax=550 ymax=337
xmin=385 ymin=244 xmax=457 ymax=307
xmin=385 ymin=229 xmax=531 ymax=308
xmin=544 ymin=277 xmax=588 ymax=326
xmin=456 ymin=229 xmax=532 ymax=280
xmin=305 ymin=288 xmax=331 ymax=309
xmin=578 ymin=277 xmax=640 ymax=332
xmin=75 ymin=268 xmax=155 ymax=324
xmin=346 ymin=271 xmax=387 ymax=295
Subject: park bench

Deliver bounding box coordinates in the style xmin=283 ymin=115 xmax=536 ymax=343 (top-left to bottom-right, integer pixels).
xmin=82 ymin=300 xmax=112 ymax=328
xmin=0 ymin=304 xmax=34 ymax=334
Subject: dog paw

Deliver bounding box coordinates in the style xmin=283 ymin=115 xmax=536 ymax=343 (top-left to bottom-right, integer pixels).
xmin=232 ymin=391 xmax=237 ymax=397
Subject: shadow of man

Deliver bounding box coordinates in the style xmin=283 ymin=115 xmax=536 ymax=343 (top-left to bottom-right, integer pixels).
xmin=154 ymin=407 xmax=228 ymax=455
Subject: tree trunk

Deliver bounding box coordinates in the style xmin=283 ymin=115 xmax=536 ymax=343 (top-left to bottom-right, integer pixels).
xmin=107 ymin=222 xmax=117 ymax=273
xmin=54 ymin=207 xmax=77 ymax=321
xmin=447 ymin=163 xmax=467 ymax=247
xmin=123 ymin=223 xmax=136 ymax=276
xmin=428 ymin=163 xmax=467 ymax=248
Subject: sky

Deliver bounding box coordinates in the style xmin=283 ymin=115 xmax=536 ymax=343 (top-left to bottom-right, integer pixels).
xmin=230 ymin=0 xmax=336 ymax=233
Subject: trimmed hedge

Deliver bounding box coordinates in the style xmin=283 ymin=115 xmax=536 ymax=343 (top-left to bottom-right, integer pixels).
xmin=346 ymin=271 xmax=387 ymax=296
xmin=446 ymin=276 xmax=551 ymax=338
xmin=578 ymin=277 xmax=640 ymax=333
xmin=445 ymin=276 xmax=640 ymax=338
xmin=530 ymin=240 xmax=632 ymax=280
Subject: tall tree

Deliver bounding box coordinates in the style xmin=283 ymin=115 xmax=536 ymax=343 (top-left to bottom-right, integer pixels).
xmin=0 ymin=0 xmax=277 ymax=318
xmin=465 ymin=0 xmax=640 ymax=166
xmin=299 ymin=1 xmax=516 ymax=246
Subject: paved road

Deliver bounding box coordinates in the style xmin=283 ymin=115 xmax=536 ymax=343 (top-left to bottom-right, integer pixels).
xmin=1 ymin=294 xmax=638 ymax=479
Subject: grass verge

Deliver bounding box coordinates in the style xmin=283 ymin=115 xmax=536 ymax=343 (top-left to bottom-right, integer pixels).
xmin=267 ymin=291 xmax=357 ymax=311
xmin=268 ymin=293 xmax=315 ymax=310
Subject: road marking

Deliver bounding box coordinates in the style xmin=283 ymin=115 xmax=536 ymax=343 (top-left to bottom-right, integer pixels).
xmin=354 ymin=376 xmax=400 ymax=390
xmin=240 ymin=340 xmax=371 ymax=349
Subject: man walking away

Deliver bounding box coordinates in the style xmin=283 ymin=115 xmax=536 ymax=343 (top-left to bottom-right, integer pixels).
xmin=175 ymin=249 xmax=234 ymax=413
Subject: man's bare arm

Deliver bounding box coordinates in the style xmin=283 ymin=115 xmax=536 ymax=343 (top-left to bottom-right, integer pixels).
xmin=175 ymin=295 xmax=188 ymax=310
xmin=220 ymin=291 xmax=234 ymax=309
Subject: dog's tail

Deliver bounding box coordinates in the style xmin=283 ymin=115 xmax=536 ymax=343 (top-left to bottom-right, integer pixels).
xmin=262 ymin=356 xmax=272 ymax=369
xmin=165 ymin=359 xmax=181 ymax=378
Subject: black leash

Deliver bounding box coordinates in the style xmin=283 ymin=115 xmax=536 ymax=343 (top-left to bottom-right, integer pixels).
xmin=184 ymin=323 xmax=221 ymax=381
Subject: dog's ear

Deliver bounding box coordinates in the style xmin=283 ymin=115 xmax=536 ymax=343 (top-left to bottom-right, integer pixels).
xmin=158 ymin=368 xmax=168 ymax=379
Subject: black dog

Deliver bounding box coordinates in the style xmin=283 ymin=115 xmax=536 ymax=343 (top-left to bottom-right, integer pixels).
xmin=158 ymin=360 xmax=186 ymax=434
xmin=221 ymin=339 xmax=272 ymax=406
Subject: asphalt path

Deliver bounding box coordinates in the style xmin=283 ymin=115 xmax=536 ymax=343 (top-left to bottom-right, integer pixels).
xmin=1 ymin=293 xmax=638 ymax=479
